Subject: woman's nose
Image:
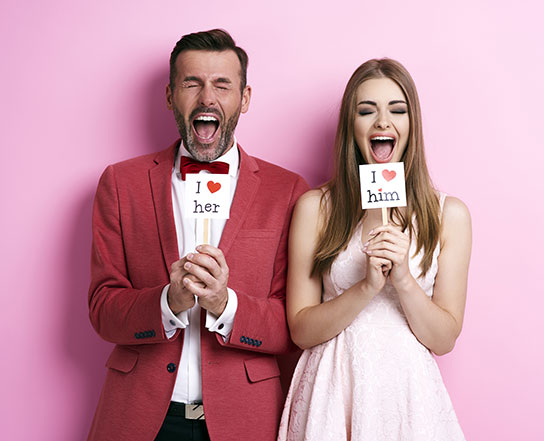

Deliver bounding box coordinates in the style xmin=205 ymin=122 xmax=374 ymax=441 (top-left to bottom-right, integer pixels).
xmin=375 ymin=114 xmax=391 ymax=129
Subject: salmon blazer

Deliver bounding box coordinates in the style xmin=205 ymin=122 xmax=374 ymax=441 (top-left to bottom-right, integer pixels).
xmin=87 ymin=141 xmax=308 ymax=441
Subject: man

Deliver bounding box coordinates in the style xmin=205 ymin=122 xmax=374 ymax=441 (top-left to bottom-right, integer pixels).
xmin=87 ymin=29 xmax=308 ymax=441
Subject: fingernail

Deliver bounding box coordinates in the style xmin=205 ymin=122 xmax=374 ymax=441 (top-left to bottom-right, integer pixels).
xmin=184 ymin=262 xmax=191 ymax=269
xmin=196 ymin=246 xmax=202 ymax=251
xmin=368 ymin=229 xmax=374 ymax=235
xmin=363 ymin=241 xmax=369 ymax=247
xmin=187 ymin=253 xmax=194 ymax=259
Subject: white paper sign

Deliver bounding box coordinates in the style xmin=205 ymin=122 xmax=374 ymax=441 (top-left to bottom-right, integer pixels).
xmin=359 ymin=162 xmax=407 ymax=209
xmin=184 ymin=173 xmax=231 ymax=219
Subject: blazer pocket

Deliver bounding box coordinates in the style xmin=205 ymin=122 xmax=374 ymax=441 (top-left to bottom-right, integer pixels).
xmin=106 ymin=346 xmax=138 ymax=373
xmin=236 ymin=229 xmax=277 ymax=239
xmin=227 ymin=230 xmax=279 ymax=295
xmin=244 ymin=356 xmax=280 ymax=383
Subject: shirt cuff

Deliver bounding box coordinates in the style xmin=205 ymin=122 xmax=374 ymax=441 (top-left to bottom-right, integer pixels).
xmin=205 ymin=288 xmax=238 ymax=339
xmin=161 ymin=284 xmax=190 ymax=339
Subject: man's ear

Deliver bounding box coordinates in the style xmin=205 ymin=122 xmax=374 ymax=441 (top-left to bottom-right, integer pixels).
xmin=241 ymin=85 xmax=251 ymax=114
xmin=166 ymin=84 xmax=173 ymax=110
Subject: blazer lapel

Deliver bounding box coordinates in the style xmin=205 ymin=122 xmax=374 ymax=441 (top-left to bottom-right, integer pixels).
xmin=219 ymin=145 xmax=260 ymax=257
xmin=149 ymin=141 xmax=180 ymax=270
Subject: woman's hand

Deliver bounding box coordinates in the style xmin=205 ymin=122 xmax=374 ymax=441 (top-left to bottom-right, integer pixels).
xmin=363 ymin=224 xmax=413 ymax=290
xmin=362 ymin=253 xmax=392 ymax=295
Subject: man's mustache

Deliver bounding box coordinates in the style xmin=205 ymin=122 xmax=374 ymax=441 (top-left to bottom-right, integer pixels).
xmin=189 ymin=107 xmax=222 ymax=122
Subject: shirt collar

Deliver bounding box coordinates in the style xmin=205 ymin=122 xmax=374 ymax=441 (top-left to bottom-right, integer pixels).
xmin=175 ymin=136 xmax=239 ymax=179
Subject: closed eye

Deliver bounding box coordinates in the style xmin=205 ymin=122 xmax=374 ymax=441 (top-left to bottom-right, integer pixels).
xmin=181 ymin=82 xmax=200 ymax=89
xmin=215 ymin=78 xmax=232 ymax=90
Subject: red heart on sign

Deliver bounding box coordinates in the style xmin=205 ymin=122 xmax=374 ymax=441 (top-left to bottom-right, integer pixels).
xmin=207 ymin=181 xmax=221 ymax=193
xmin=382 ymin=169 xmax=396 ymax=182
xmin=378 ymin=188 xmax=382 ymax=191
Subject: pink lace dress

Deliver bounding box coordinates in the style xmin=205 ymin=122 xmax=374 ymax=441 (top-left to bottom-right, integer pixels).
xmin=278 ymin=194 xmax=465 ymax=441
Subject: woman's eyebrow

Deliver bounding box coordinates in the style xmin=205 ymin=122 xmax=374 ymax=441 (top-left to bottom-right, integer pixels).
xmin=357 ymin=99 xmax=407 ymax=105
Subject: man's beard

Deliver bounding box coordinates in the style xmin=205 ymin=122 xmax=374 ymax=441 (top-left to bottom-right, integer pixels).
xmin=173 ymin=106 xmax=241 ymax=162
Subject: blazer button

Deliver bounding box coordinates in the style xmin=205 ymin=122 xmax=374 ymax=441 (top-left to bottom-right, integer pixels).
xmin=167 ymin=363 xmax=177 ymax=373
xmin=218 ymin=324 xmax=224 ymax=330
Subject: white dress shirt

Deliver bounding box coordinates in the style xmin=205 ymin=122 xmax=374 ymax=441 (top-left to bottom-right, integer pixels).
xmin=159 ymin=139 xmax=240 ymax=404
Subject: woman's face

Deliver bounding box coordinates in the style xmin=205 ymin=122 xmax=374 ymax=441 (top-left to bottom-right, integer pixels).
xmin=354 ymin=77 xmax=410 ymax=164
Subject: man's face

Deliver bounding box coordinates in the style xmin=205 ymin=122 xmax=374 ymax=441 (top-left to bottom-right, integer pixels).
xmin=166 ymin=50 xmax=251 ymax=162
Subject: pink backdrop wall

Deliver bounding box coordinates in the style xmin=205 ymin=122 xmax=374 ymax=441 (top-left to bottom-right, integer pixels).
xmin=2 ymin=1 xmax=543 ymax=439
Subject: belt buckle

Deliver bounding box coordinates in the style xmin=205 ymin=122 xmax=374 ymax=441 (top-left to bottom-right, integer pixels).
xmin=185 ymin=403 xmax=205 ymax=420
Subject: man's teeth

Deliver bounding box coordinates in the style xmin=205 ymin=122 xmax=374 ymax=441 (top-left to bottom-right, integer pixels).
xmin=195 ymin=116 xmax=218 ymax=122
xmin=371 ymin=136 xmax=394 ymax=142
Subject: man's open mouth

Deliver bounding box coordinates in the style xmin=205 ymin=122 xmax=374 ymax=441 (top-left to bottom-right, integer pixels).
xmin=369 ymin=135 xmax=396 ymax=163
xmin=192 ymin=114 xmax=220 ymax=142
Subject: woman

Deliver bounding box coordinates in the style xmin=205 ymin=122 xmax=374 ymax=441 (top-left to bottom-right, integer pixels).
xmin=278 ymin=59 xmax=471 ymax=441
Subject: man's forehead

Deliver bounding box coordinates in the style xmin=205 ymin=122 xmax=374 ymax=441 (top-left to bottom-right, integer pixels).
xmin=175 ymin=49 xmax=241 ymax=79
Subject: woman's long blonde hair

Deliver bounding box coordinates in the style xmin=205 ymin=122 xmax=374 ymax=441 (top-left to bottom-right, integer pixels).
xmin=312 ymin=58 xmax=440 ymax=277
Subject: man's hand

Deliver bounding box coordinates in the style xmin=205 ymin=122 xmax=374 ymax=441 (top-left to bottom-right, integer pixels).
xmin=182 ymin=245 xmax=230 ymax=317
xmin=168 ymin=257 xmax=204 ymax=314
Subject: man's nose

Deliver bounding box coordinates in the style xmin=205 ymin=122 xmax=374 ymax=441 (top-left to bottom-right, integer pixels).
xmin=199 ymin=83 xmax=216 ymax=107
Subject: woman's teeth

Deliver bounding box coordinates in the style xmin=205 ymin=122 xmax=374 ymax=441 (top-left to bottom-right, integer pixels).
xmin=370 ymin=136 xmax=395 ymax=161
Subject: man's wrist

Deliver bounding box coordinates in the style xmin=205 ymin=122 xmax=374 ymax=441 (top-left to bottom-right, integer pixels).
xmin=210 ymin=290 xmax=229 ymax=317
xmin=167 ymin=287 xmax=182 ymax=314
xmin=167 ymin=285 xmax=194 ymax=314
xmin=205 ymin=288 xmax=237 ymax=336
xmin=161 ymin=284 xmax=189 ymax=336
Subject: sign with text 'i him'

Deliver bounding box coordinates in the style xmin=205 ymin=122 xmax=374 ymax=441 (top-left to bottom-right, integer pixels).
xmin=359 ymin=162 xmax=407 ymax=210
xmin=184 ymin=174 xmax=231 ymax=219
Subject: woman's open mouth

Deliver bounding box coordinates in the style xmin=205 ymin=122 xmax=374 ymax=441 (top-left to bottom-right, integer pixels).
xmin=369 ymin=135 xmax=396 ymax=163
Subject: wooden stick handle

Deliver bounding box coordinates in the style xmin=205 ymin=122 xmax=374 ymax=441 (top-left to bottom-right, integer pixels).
xmin=381 ymin=207 xmax=388 ymax=226
xmin=203 ymin=218 xmax=210 ymax=245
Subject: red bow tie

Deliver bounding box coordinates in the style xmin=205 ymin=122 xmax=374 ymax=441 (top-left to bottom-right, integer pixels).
xmin=180 ymin=156 xmax=229 ymax=180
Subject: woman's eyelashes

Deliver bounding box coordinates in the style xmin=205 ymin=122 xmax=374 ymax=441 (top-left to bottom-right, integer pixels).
xmin=357 ymin=107 xmax=407 ymax=116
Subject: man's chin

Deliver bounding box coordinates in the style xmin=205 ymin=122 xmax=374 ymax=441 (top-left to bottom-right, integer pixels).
xmin=187 ymin=141 xmax=226 ymax=162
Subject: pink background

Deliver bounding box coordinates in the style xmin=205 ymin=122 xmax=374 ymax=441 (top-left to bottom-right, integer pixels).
xmin=2 ymin=1 xmax=543 ymax=439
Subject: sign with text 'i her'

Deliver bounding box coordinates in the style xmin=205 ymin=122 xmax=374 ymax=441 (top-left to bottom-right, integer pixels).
xmin=359 ymin=162 xmax=407 ymax=209
xmin=184 ymin=174 xmax=231 ymax=219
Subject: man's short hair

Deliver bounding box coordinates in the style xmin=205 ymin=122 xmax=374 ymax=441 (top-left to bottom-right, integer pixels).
xmin=169 ymin=29 xmax=249 ymax=92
